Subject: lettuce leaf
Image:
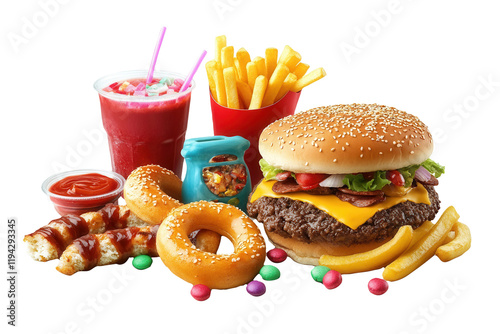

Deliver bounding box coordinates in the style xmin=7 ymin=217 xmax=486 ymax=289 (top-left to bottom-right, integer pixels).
xmin=398 ymin=164 xmax=420 ymax=187
xmin=421 ymin=158 xmax=445 ymax=178
xmin=342 ymin=171 xmax=391 ymax=192
xmin=259 ymin=159 xmax=285 ymax=181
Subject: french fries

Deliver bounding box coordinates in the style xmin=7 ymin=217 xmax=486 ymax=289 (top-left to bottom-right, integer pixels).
xmin=293 ymin=62 xmax=310 ymax=79
xmin=236 ymin=48 xmax=251 ymax=83
xmin=319 ymin=225 xmax=413 ymax=274
xmin=265 ymin=48 xmax=278 ymax=79
xmin=215 ymin=35 xmax=226 ymax=66
xmin=408 ymin=220 xmax=434 ymax=249
xmin=205 ymin=60 xmax=218 ymax=100
xmin=207 ymin=35 xmax=326 ymax=110
xmin=236 ymin=79 xmax=252 ymax=109
xmin=246 ymin=61 xmax=259 ymax=90
xmin=249 ymin=75 xmax=268 ymax=110
xmin=275 ymin=73 xmax=297 ymax=103
xmin=291 ymin=67 xmax=327 ymax=92
xmin=223 ymin=67 xmax=240 ymax=109
xmin=213 ymin=68 xmax=227 ymax=107
xmin=254 ymin=56 xmax=266 ymax=77
xmin=262 ymin=63 xmax=289 ymax=107
xmin=383 ymin=206 xmax=460 ymax=281
xmin=436 ymin=222 xmax=471 ymax=262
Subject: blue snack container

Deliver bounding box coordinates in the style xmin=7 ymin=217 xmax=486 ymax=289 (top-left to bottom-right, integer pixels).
xmin=181 ymin=136 xmax=252 ymax=212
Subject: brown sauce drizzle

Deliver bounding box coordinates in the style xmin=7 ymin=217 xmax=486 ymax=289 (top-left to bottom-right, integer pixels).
xmin=99 ymin=204 xmax=130 ymax=229
xmin=73 ymin=235 xmax=100 ymax=269
xmin=106 ymin=227 xmax=140 ymax=263
xmin=105 ymin=225 xmax=159 ymax=261
xmin=145 ymin=225 xmax=159 ymax=255
xmin=54 ymin=215 xmax=88 ymax=239
xmin=33 ymin=226 xmax=66 ymax=256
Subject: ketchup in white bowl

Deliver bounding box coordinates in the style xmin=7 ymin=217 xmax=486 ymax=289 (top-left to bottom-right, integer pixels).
xmin=42 ymin=170 xmax=125 ymax=215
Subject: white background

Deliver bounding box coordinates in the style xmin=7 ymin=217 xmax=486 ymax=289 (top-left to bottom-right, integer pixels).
xmin=1 ymin=0 xmax=499 ymax=333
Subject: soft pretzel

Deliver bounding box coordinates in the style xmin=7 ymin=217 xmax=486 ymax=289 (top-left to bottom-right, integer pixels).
xmin=24 ymin=204 xmax=147 ymax=262
xmin=189 ymin=230 xmax=222 ymax=254
xmin=156 ymin=201 xmax=266 ymax=289
xmin=56 ymin=225 xmax=159 ymax=275
xmin=124 ymin=165 xmax=183 ymax=225
xmin=124 ymin=165 xmax=221 ymax=252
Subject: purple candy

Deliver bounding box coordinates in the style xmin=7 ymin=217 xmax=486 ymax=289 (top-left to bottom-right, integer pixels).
xmin=246 ymin=280 xmax=266 ymax=297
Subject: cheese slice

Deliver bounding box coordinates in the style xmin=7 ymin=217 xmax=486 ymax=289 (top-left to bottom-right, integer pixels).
xmin=250 ymin=181 xmax=430 ymax=230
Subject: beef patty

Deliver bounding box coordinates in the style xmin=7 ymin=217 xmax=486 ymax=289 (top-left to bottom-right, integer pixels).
xmin=247 ymin=185 xmax=440 ymax=247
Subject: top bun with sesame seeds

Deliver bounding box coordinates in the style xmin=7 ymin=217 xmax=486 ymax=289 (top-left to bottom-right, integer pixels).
xmin=259 ymin=103 xmax=434 ymax=174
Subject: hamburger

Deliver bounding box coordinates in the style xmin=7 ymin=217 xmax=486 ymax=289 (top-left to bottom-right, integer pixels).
xmin=247 ymin=104 xmax=445 ymax=265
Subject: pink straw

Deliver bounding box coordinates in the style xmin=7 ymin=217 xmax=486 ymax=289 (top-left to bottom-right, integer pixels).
xmin=146 ymin=27 xmax=166 ymax=84
xmin=180 ymin=50 xmax=207 ymax=92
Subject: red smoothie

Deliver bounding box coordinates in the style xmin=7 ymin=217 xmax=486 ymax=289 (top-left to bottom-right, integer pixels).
xmin=95 ymin=70 xmax=194 ymax=179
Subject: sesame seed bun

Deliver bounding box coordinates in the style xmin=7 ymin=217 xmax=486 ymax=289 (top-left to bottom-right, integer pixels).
xmin=265 ymin=230 xmax=391 ymax=265
xmin=259 ymin=103 xmax=433 ymax=174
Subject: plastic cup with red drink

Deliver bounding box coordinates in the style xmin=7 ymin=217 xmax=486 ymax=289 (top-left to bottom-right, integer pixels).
xmin=94 ymin=70 xmax=194 ymax=179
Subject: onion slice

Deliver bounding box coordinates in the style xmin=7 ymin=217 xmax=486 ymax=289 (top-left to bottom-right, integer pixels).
xmin=414 ymin=166 xmax=432 ymax=182
xmin=319 ymin=174 xmax=346 ymax=188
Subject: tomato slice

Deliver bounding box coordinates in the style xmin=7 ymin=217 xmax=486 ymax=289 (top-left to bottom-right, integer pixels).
xmin=386 ymin=170 xmax=405 ymax=187
xmin=295 ymin=173 xmax=329 ymax=190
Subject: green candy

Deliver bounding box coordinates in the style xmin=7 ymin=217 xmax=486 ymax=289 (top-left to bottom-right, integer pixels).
xmin=159 ymin=76 xmax=173 ymax=85
xmin=132 ymin=255 xmax=153 ymax=270
xmin=311 ymin=266 xmax=330 ymax=282
xmin=259 ymin=265 xmax=280 ymax=281
xmin=228 ymin=197 xmax=240 ymax=206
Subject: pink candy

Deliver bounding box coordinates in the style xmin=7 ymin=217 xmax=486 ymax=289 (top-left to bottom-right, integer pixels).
xmin=322 ymin=270 xmax=342 ymax=289
xmin=368 ymin=278 xmax=389 ymax=295
xmin=267 ymin=248 xmax=287 ymax=263
xmin=136 ymin=82 xmax=146 ymax=91
xmin=124 ymin=84 xmax=136 ymax=94
xmin=191 ymin=284 xmax=211 ymax=301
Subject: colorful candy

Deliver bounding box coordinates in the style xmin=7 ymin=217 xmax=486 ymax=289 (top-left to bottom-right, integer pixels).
xmin=259 ymin=265 xmax=280 ymax=281
xmin=246 ymin=280 xmax=266 ymax=296
xmin=322 ymin=270 xmax=342 ymax=289
xmin=368 ymin=278 xmax=389 ymax=295
xmin=191 ymin=284 xmax=211 ymax=301
xmin=311 ymin=265 xmax=330 ymax=283
xmin=266 ymin=248 xmax=287 ymax=263
xmin=106 ymin=76 xmax=182 ymax=97
xmin=124 ymin=84 xmax=136 ymax=94
xmin=118 ymin=81 xmax=130 ymax=91
xmin=132 ymin=254 xmax=153 ymax=270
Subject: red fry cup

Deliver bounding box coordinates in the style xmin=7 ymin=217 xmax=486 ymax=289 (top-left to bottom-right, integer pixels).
xmin=211 ymin=91 xmax=301 ymax=187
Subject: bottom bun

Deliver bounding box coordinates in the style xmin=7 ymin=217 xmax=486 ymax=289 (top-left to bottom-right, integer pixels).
xmin=265 ymin=230 xmax=391 ymax=266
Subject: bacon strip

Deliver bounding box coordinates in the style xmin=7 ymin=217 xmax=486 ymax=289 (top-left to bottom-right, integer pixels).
xmin=335 ymin=192 xmax=386 ymax=207
xmin=336 ymin=188 xmax=384 ymax=196
xmin=416 ymin=175 xmax=439 ymax=186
